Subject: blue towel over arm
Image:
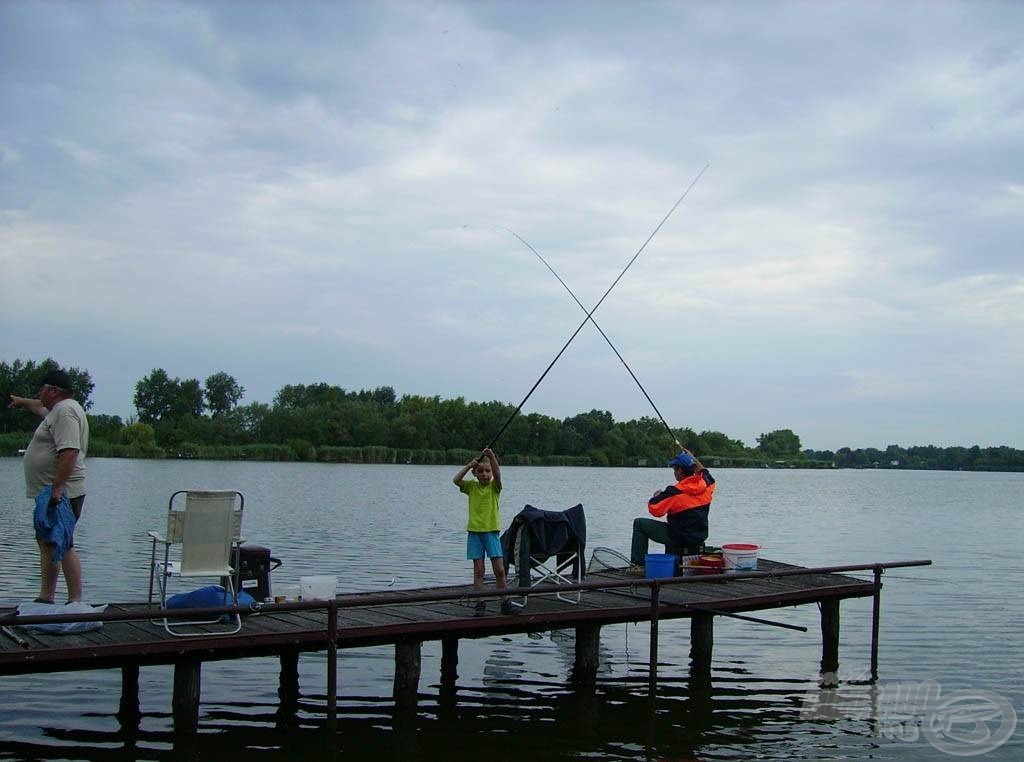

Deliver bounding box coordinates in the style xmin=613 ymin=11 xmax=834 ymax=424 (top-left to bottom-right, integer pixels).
xmin=33 ymin=486 xmax=77 ymax=564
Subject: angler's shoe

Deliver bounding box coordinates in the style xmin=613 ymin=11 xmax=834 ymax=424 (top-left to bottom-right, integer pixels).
xmin=500 ymin=599 xmax=519 ymax=616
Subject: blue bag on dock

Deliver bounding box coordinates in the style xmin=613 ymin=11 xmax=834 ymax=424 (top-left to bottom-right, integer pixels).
xmin=167 ymin=585 xmax=256 ymax=621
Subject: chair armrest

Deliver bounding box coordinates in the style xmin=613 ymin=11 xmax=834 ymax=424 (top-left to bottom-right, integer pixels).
xmin=147 ymin=531 xmax=168 ymax=543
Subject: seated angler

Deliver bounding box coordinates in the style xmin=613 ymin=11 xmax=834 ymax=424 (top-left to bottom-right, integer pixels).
xmin=630 ymin=450 xmax=716 ymax=566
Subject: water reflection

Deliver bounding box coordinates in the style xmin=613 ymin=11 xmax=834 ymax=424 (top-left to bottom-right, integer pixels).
xmin=0 ymin=663 xmax=895 ymax=761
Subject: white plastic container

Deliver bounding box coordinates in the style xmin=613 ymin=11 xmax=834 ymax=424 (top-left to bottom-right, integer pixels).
xmin=722 ymin=543 xmax=760 ymax=571
xmin=299 ymin=575 xmax=337 ymax=601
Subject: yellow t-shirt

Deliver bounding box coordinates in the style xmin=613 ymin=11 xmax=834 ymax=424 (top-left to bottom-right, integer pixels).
xmin=460 ymin=480 xmax=501 ymax=532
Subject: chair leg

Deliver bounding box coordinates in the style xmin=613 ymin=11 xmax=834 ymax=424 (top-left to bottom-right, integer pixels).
xmin=147 ymin=539 xmax=157 ymax=606
xmin=162 ymin=578 xmax=242 ymax=638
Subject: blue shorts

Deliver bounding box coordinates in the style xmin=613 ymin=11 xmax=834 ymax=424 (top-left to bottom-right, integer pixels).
xmin=467 ymin=531 xmax=502 ymax=560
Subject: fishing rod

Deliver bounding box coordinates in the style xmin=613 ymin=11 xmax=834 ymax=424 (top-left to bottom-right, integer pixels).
xmin=497 ymin=225 xmax=684 ymax=452
xmin=483 ymin=163 xmax=709 ymax=452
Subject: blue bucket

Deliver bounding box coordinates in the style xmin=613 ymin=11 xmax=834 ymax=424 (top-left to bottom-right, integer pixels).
xmin=645 ymin=553 xmax=677 ymax=579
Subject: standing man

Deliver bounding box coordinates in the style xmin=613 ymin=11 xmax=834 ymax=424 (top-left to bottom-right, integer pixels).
xmin=630 ymin=449 xmax=716 ymax=566
xmin=9 ymin=369 xmax=89 ymax=604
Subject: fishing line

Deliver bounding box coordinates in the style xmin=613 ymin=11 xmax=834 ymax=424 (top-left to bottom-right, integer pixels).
xmin=484 ymin=163 xmax=709 ymax=451
xmin=497 ymin=225 xmax=684 ymax=451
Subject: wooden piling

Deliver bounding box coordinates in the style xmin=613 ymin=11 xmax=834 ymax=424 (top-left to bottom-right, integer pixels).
xmin=572 ymin=624 xmax=600 ymax=688
xmin=820 ymin=598 xmax=841 ymax=675
xmin=117 ymin=663 xmax=140 ymax=727
xmin=648 ymin=582 xmax=660 ymax=693
xmin=689 ymin=614 xmax=714 ymax=690
xmin=172 ymin=657 xmax=201 ymax=735
xmin=327 ymin=599 xmax=338 ymax=731
xmin=870 ymin=566 xmax=882 ymax=682
xmin=279 ymin=649 xmax=299 ymax=703
xmin=394 ymin=638 xmax=422 ymax=708
xmin=440 ymin=637 xmax=459 ymax=686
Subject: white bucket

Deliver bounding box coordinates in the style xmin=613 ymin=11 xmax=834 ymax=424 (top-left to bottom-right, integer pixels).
xmin=299 ymin=575 xmax=337 ymax=601
xmin=722 ymin=543 xmax=760 ymax=571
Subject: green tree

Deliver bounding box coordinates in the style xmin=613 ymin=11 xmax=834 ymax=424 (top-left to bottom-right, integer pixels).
xmin=89 ymin=414 xmax=125 ymax=443
xmin=274 ymin=383 xmax=352 ymax=410
xmin=123 ymin=421 xmax=158 ymax=448
xmin=756 ymin=429 xmax=803 ymax=458
xmin=233 ymin=402 xmax=270 ymax=440
xmin=134 ymin=369 xmax=178 ymax=424
xmin=699 ymin=430 xmax=747 ymax=455
xmin=171 ymin=378 xmax=205 ymax=419
xmin=204 ymin=372 xmax=245 ymax=416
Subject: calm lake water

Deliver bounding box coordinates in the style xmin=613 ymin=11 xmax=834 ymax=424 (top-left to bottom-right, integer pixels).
xmin=0 ymin=458 xmax=1021 ymax=760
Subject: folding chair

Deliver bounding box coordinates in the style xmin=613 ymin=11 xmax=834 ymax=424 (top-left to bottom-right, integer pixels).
xmin=147 ymin=489 xmax=245 ymax=637
xmin=501 ymin=503 xmax=586 ymax=607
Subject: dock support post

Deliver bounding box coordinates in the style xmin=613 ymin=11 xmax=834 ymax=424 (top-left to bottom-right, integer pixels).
xmin=172 ymin=657 xmax=201 ymax=735
xmin=439 ymin=637 xmax=459 ymax=717
xmin=441 ymin=637 xmax=459 ymax=687
xmin=689 ymin=614 xmax=714 ymax=691
xmin=327 ymin=600 xmax=338 ymax=732
xmin=572 ymin=624 xmax=600 ymax=688
xmin=279 ymin=648 xmax=300 ymax=704
xmin=870 ymin=566 xmax=882 ymax=682
xmin=648 ymin=582 xmax=661 ymax=694
xmin=117 ymin=663 xmax=140 ymax=728
xmin=820 ymin=598 xmax=841 ymax=676
xmin=275 ymin=648 xmax=300 ymax=728
xmin=394 ymin=638 xmax=422 ymax=709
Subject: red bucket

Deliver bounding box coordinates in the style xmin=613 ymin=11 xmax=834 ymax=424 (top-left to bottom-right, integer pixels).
xmin=698 ymin=554 xmax=725 ymax=574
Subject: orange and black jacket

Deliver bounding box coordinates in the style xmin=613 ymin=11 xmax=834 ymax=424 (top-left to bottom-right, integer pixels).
xmin=647 ymin=469 xmax=716 ymax=549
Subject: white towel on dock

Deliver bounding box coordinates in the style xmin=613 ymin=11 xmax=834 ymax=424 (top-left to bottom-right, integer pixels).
xmin=15 ymin=601 xmax=107 ymax=634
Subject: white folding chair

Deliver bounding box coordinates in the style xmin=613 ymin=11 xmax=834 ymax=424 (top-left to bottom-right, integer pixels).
xmin=147 ymin=489 xmax=244 ymax=637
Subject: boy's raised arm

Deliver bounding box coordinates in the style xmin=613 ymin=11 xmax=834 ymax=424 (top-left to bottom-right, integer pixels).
xmin=483 ymin=448 xmax=501 ymax=490
xmin=453 ymin=458 xmax=477 ymax=487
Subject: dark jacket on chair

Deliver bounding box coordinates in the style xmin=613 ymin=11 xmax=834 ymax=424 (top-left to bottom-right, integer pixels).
xmin=500 ymin=504 xmax=587 ymax=588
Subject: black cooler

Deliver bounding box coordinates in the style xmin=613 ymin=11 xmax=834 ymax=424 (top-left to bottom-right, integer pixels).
xmin=235 ymin=543 xmax=281 ymax=601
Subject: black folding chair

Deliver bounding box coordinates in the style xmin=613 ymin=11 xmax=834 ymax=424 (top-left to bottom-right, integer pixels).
xmin=501 ymin=503 xmax=586 ymax=607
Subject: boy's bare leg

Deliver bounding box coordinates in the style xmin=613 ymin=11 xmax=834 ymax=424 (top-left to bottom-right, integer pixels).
xmin=472 ymin=558 xmax=486 ymax=591
xmin=490 ymin=557 xmax=508 ymax=590
xmin=491 ymin=557 xmax=518 ymax=614
xmin=472 ymin=558 xmax=487 ymax=615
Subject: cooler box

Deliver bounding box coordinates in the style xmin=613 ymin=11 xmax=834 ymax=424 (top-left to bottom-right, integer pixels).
xmin=235 ymin=543 xmax=281 ymax=601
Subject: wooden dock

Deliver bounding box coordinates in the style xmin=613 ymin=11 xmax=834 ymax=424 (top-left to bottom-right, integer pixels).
xmin=0 ymin=558 xmax=930 ymax=734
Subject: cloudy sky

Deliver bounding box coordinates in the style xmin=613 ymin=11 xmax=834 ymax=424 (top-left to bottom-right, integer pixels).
xmin=2 ymin=1 xmax=1021 ymax=451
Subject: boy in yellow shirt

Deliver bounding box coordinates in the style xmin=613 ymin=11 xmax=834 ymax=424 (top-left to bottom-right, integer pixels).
xmin=453 ymin=448 xmax=514 ymax=615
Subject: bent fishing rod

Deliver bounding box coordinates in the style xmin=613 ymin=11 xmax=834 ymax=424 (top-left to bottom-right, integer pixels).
xmin=483 ymin=163 xmax=709 ymax=453
xmin=497 ymin=225 xmax=684 ymax=452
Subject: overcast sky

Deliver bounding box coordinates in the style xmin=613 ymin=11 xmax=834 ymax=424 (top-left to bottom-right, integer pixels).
xmin=2 ymin=0 xmax=1022 ymax=451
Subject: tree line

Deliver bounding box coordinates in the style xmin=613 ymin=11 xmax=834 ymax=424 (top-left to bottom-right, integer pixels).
xmin=2 ymin=358 xmax=1023 ymax=472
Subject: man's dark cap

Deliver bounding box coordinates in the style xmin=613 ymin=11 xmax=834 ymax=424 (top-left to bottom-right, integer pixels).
xmin=40 ymin=369 xmax=73 ymax=392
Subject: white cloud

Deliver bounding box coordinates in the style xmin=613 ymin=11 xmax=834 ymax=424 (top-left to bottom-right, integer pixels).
xmin=51 ymin=139 xmax=105 ymax=168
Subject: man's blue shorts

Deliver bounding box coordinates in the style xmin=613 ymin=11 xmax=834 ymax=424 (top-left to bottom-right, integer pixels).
xmin=467 ymin=531 xmax=502 ymax=560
